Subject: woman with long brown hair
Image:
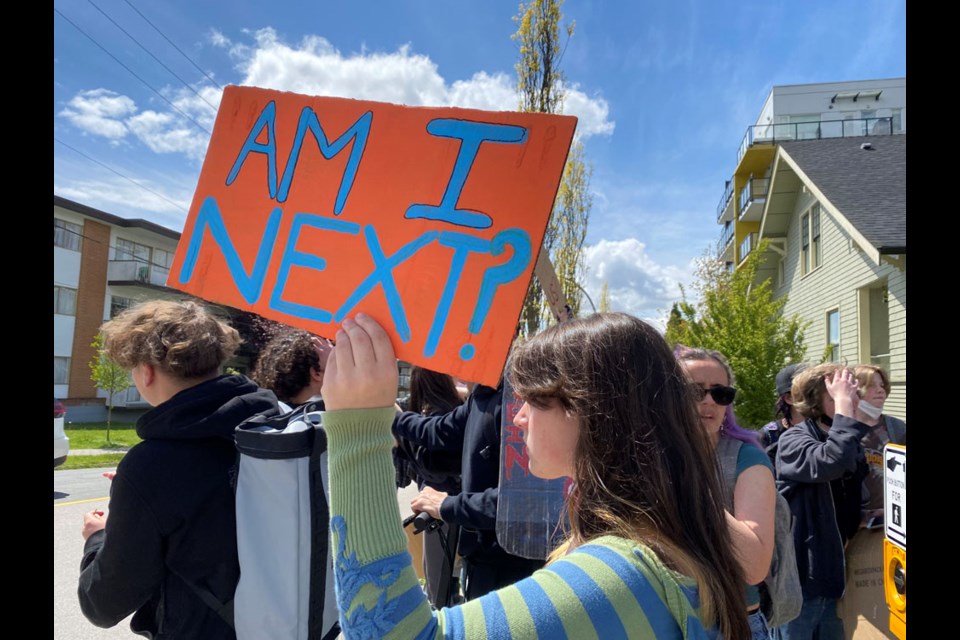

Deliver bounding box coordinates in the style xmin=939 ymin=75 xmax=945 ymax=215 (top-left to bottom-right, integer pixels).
xmin=321 ymin=312 xmax=749 ymax=639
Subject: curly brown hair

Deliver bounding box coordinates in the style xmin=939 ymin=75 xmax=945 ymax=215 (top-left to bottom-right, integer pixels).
xmin=508 ymin=312 xmax=748 ymax=640
xmin=100 ymin=299 xmax=240 ymax=378
xmin=251 ymin=328 xmax=320 ymax=403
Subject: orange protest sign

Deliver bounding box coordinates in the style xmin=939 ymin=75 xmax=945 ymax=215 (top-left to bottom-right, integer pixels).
xmin=167 ymin=85 xmax=577 ymax=386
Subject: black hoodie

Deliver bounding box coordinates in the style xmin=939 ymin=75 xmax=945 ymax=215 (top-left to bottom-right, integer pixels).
xmin=78 ymin=375 xmax=279 ymax=639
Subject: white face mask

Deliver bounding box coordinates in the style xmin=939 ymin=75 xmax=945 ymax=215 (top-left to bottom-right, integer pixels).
xmin=859 ymin=400 xmax=883 ymax=420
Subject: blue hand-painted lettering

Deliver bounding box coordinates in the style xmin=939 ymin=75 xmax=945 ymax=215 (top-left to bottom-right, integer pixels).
xmin=226 ymin=101 xmax=279 ymax=198
xmin=269 ymin=213 xmax=361 ymax=323
xmin=334 ymin=227 xmax=439 ymax=342
xmin=178 ymin=196 xmax=282 ymax=305
xmin=405 ymin=119 xmax=528 ymax=229
xmin=422 ymin=232 xmax=492 ymax=357
xmin=469 ymin=228 xmax=532 ymax=334
xmin=277 ymin=109 xmax=373 ymax=214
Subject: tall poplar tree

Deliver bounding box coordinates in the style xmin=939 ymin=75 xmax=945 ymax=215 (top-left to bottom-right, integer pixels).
xmin=514 ymin=0 xmax=592 ymax=334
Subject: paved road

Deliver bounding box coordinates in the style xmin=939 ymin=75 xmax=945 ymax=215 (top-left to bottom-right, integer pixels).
xmin=54 ymin=467 xmax=421 ymax=639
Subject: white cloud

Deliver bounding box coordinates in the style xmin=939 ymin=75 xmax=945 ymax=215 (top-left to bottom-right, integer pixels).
xmin=582 ymin=238 xmax=695 ymax=329
xmin=236 ymin=28 xmax=614 ymax=138
xmin=53 ymin=177 xmax=190 ymax=230
xmin=209 ymin=28 xmax=231 ymax=48
xmin=126 ymin=110 xmax=210 ymax=159
xmin=563 ymin=84 xmax=615 ymax=138
xmin=58 ymin=89 xmax=137 ymax=140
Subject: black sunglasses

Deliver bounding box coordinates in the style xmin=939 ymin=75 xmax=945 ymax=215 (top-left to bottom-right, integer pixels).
xmin=690 ymin=384 xmax=737 ymax=406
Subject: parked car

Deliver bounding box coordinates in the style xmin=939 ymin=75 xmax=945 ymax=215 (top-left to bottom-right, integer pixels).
xmin=54 ymin=398 xmax=69 ymax=468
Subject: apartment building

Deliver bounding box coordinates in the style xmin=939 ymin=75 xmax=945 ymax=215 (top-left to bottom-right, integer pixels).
xmin=713 ymin=79 xmax=906 ymax=419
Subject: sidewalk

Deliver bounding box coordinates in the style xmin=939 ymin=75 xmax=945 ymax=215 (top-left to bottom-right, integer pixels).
xmin=71 ymin=447 xmax=130 ymax=456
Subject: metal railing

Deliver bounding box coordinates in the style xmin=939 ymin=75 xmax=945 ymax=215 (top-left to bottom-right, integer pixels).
xmin=716 ymin=179 xmax=734 ymax=222
xmin=737 ymin=116 xmax=902 ymax=165
xmin=738 ymin=232 xmax=758 ymax=263
xmin=107 ymin=260 xmax=171 ymax=287
xmin=716 ymin=222 xmax=734 ymax=257
xmin=738 ymin=176 xmax=769 ymax=217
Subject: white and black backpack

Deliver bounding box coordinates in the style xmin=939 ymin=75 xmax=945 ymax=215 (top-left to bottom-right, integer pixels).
xmin=232 ymin=398 xmax=340 ymax=640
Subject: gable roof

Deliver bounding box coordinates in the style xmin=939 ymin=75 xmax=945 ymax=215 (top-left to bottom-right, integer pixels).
xmin=778 ymin=136 xmax=905 ymax=253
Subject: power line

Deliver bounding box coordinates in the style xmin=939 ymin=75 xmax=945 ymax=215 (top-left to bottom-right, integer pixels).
xmin=54 ymin=6 xmax=213 ymax=136
xmin=123 ymin=0 xmax=224 ymax=91
xmin=86 ymin=0 xmax=219 ymax=113
xmin=55 ymin=137 xmax=189 ymax=215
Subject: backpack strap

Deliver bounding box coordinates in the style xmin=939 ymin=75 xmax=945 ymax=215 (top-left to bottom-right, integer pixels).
xmin=715 ymin=435 xmax=743 ymax=512
xmin=168 ymin=566 xmax=235 ymax=629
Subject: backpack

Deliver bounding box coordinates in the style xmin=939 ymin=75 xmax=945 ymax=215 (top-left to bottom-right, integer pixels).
xmin=231 ymin=398 xmax=341 ymax=640
xmin=759 ymin=421 xmax=785 ymax=467
xmin=717 ymin=436 xmax=802 ymax=629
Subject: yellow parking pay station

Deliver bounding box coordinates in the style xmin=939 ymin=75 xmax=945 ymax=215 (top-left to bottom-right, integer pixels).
xmin=883 ymin=444 xmax=906 ymax=639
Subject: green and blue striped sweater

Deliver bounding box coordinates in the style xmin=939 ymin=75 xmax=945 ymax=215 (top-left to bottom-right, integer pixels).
xmin=324 ymin=408 xmax=718 ymax=640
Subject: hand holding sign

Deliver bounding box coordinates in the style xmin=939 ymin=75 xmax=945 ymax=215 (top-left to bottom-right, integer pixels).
xmin=322 ymin=314 xmax=399 ymax=411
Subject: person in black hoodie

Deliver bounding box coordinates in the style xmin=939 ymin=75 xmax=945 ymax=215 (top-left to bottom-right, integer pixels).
xmin=78 ymin=300 xmax=280 ymax=639
xmin=775 ymin=364 xmax=870 ymax=640
xmin=394 ymin=381 xmax=544 ymax=600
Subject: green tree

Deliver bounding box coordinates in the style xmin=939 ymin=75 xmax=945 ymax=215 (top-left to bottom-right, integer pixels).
xmin=598 ymin=281 xmax=611 ymax=312
xmin=514 ymin=0 xmax=592 ymax=334
xmin=89 ymin=333 xmax=133 ymax=445
xmin=664 ymin=241 xmax=809 ymax=429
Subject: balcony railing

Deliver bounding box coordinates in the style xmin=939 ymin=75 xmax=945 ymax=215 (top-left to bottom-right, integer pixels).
xmin=738 ymin=232 xmax=758 ymax=264
xmin=716 ymin=179 xmax=734 ymax=223
xmin=737 ymin=116 xmax=902 ymax=165
xmin=738 ymin=176 xmax=769 ymax=220
xmin=107 ymin=260 xmax=171 ymax=287
xmin=716 ymin=222 xmax=734 ymax=257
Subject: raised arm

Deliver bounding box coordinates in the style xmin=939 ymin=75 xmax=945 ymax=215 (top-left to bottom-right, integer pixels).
xmin=321 ymin=314 xmax=707 ymax=639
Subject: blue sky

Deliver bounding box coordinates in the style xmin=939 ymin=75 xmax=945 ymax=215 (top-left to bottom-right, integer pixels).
xmin=53 ymin=0 xmax=906 ymax=325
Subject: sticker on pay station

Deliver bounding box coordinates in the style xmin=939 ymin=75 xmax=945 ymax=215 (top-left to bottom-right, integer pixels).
xmin=884 ymin=444 xmax=906 ymax=549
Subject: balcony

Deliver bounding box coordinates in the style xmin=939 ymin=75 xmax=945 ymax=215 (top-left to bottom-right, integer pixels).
xmin=738 ymin=176 xmax=769 ymax=222
xmin=738 ymin=232 xmax=758 ymax=265
xmin=107 ymin=260 xmax=171 ymax=287
xmin=736 ymin=116 xmax=903 ymax=165
xmin=716 ymin=221 xmax=734 ymax=260
xmin=716 ymin=179 xmax=735 ymax=223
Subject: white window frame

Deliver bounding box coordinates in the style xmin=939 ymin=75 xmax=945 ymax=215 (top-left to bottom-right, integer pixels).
xmin=54 ymin=285 xmax=77 ymax=316
xmin=54 ymin=219 xmax=82 ymax=252
xmin=826 ymin=308 xmax=841 ymax=363
xmin=54 ymin=357 xmax=70 ymax=384
xmin=801 ymin=203 xmax=823 ymax=276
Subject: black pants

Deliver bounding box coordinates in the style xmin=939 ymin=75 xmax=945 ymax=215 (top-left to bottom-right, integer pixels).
xmin=462 ymin=555 xmax=545 ymax=600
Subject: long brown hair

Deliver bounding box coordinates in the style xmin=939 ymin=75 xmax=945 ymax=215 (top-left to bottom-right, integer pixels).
xmin=408 ymin=366 xmax=462 ymax=416
xmin=508 ymin=312 xmax=748 ymax=639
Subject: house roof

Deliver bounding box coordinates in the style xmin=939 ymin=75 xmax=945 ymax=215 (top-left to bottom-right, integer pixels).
xmin=54 ymin=194 xmax=181 ymax=240
xmin=778 ymin=135 xmax=905 ymax=253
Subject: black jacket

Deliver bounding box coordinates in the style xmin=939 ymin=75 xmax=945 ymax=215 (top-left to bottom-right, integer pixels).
xmin=78 ymin=375 xmax=280 ymax=639
xmin=776 ymin=414 xmax=870 ymax=599
xmin=392 ymin=383 xmax=533 ymax=566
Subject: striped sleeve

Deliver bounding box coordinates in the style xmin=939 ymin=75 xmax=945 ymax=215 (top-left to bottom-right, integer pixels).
xmin=323 ymin=408 xmax=716 ymax=640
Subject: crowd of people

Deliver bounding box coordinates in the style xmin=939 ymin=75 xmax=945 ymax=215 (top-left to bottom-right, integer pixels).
xmin=76 ymin=299 xmax=905 ymax=640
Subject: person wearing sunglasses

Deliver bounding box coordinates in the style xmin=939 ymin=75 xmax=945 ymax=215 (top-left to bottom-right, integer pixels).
xmin=675 ymin=345 xmax=777 ymax=640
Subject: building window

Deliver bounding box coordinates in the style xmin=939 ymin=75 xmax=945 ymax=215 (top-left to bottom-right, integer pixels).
xmin=54 ymin=219 xmax=82 ymax=252
xmin=54 ymin=286 xmax=77 ymax=316
xmin=54 ymin=357 xmax=70 ymax=384
xmin=777 ymin=257 xmax=785 ymax=287
xmin=115 ymin=238 xmax=151 ymax=263
xmin=153 ymin=249 xmax=174 ymax=269
xmin=801 ymin=204 xmax=822 ymax=276
xmin=110 ymin=295 xmax=135 ymax=318
xmin=826 ymin=309 xmax=840 ymax=362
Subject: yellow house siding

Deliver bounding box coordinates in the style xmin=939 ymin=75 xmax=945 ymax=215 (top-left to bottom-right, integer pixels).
xmin=775 ymin=192 xmax=906 ymax=422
